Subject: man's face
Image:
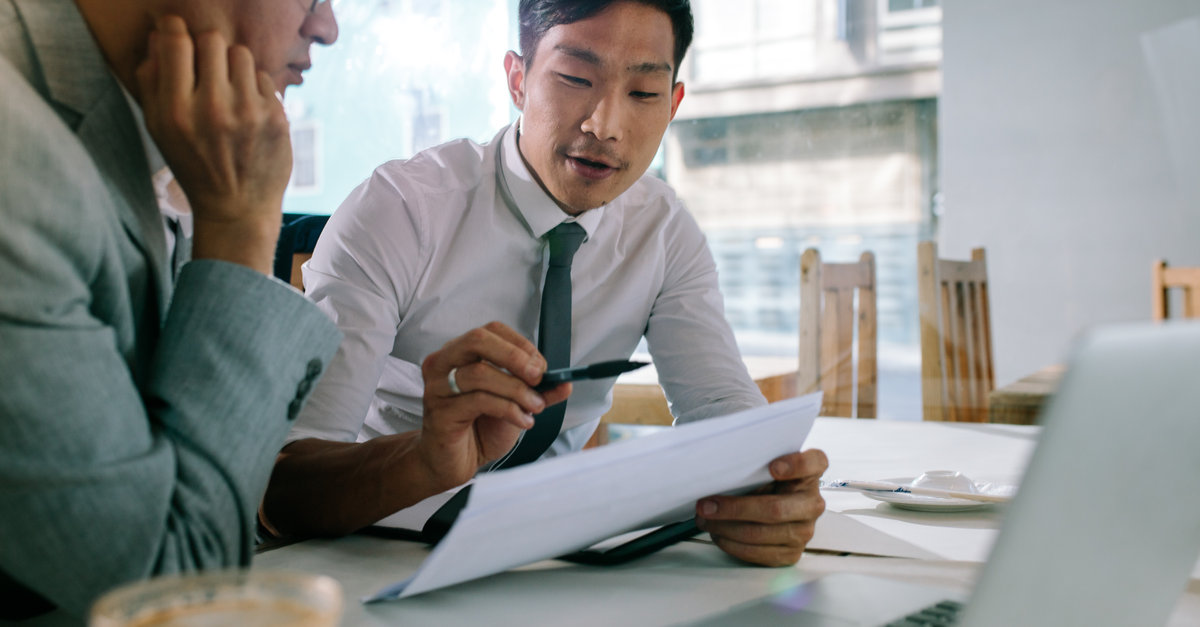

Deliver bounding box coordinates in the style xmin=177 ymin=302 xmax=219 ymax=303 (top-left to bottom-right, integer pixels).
xmin=170 ymin=0 xmax=339 ymax=93
xmin=506 ymin=1 xmax=685 ymax=215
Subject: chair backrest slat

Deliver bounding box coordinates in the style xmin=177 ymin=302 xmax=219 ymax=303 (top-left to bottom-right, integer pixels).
xmin=799 ymin=249 xmax=878 ymax=418
xmin=918 ymin=241 xmax=995 ymax=422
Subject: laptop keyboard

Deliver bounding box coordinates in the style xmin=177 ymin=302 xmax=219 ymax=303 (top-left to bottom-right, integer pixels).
xmin=884 ymin=599 xmax=965 ymax=626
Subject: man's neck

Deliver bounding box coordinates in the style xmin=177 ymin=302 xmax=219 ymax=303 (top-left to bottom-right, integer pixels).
xmin=514 ymin=123 xmax=596 ymax=218
xmin=73 ymin=0 xmax=153 ymax=103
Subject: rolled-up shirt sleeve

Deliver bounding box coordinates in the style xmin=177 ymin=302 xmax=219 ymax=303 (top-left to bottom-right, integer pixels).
xmin=286 ymin=166 xmax=427 ymax=444
xmin=645 ymin=208 xmax=767 ymax=424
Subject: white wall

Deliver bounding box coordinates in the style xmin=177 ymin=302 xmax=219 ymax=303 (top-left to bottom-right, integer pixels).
xmin=940 ymin=0 xmax=1200 ymax=385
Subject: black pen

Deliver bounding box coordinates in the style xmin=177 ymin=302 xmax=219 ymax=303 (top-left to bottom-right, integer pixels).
xmin=535 ymin=359 xmax=650 ymax=391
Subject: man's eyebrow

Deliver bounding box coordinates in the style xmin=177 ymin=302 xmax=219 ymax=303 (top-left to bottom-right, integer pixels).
xmin=553 ymin=45 xmax=673 ymax=75
xmin=627 ymin=61 xmax=673 ymax=75
xmin=555 ymin=45 xmax=602 ymax=67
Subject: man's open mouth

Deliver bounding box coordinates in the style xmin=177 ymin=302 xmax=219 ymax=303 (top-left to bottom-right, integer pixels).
xmin=571 ymin=156 xmax=614 ymax=170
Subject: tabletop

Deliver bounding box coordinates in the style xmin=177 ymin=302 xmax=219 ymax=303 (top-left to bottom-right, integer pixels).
xmin=254 ymin=417 xmax=1200 ymax=626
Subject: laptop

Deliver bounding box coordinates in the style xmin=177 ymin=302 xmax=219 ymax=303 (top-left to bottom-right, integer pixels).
xmin=687 ymin=321 xmax=1200 ymax=626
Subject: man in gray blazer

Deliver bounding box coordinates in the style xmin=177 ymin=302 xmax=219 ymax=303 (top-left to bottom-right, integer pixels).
xmin=0 ymin=0 xmax=342 ymax=619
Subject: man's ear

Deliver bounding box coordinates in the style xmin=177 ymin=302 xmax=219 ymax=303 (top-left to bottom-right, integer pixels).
xmin=504 ymin=51 xmax=527 ymax=110
xmin=669 ymin=81 xmax=685 ymax=121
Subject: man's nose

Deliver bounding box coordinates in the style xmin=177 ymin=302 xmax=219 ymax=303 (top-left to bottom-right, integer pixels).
xmin=580 ymin=91 xmax=624 ymax=142
xmin=302 ymin=1 xmax=339 ymax=46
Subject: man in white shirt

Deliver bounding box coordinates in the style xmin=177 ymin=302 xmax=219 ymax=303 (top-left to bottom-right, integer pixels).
xmin=263 ymin=0 xmax=828 ymax=567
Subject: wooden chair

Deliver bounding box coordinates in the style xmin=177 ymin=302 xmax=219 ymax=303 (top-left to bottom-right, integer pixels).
xmin=1152 ymin=259 xmax=1200 ymax=320
xmin=798 ymin=249 xmax=877 ymax=418
xmin=917 ymin=242 xmax=994 ymax=422
xmin=274 ymin=214 xmax=330 ymax=291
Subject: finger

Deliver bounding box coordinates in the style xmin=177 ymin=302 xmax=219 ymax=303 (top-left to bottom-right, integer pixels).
xmin=443 ymin=361 xmax=570 ymax=416
xmin=154 ymin=15 xmax=195 ymax=103
xmin=193 ymin=30 xmax=230 ymax=93
xmin=257 ymin=69 xmax=281 ymax=104
xmin=481 ymin=321 xmax=540 ymax=359
xmin=709 ymin=533 xmax=805 ymax=567
xmin=423 ymin=325 xmax=544 ymax=385
xmin=768 ymin=449 xmax=829 ymax=482
xmin=429 ymin=390 xmax=536 ymax=431
xmin=135 ymin=31 xmax=161 ymax=108
xmin=479 ymin=321 xmax=546 ymax=384
xmin=228 ymin=45 xmax=260 ymax=105
xmin=696 ymin=490 xmax=825 ymax=524
xmin=699 ymin=518 xmax=817 ymax=552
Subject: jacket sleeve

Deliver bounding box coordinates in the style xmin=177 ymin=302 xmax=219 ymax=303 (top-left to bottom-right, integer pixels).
xmin=0 ymin=63 xmax=341 ymax=617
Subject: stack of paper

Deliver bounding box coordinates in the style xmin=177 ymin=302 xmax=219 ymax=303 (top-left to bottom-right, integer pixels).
xmin=367 ymin=393 xmax=821 ymax=601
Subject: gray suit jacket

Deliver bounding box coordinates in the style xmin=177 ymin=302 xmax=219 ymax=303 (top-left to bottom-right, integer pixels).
xmin=0 ymin=0 xmax=342 ymax=618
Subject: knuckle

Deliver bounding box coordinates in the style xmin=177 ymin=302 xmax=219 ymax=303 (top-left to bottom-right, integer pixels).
xmin=463 ymin=326 xmax=490 ymax=344
xmin=766 ymin=499 xmax=787 ymax=521
xmin=421 ymin=352 xmax=443 ymax=376
xmin=792 ymin=521 xmax=816 ymax=545
xmin=195 ymin=30 xmax=224 ymax=49
xmin=228 ymin=44 xmax=253 ymax=64
xmin=166 ymin=105 xmax=193 ymax=135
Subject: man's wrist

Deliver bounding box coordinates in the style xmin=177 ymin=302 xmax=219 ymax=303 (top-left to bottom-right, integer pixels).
xmin=411 ymin=432 xmax=474 ymax=495
xmin=190 ymin=213 xmax=282 ymax=275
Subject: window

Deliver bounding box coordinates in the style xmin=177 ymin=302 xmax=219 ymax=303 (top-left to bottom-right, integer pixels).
xmin=288 ymin=121 xmax=321 ymax=195
xmin=288 ymin=0 xmax=944 ymax=420
xmin=283 ymin=0 xmax=512 ymax=215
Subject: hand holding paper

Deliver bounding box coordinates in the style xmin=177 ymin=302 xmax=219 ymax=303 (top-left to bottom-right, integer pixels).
xmin=367 ymin=393 xmax=822 ymax=602
xmin=696 ymin=448 xmax=829 ymax=566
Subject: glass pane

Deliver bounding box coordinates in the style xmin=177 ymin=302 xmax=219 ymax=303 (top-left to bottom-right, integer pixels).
xmin=290 ymin=0 xmax=943 ymax=420
xmin=283 ymin=0 xmax=513 ymax=215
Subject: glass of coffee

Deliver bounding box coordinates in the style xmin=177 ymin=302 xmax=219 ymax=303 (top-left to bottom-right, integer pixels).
xmin=89 ymin=568 xmax=343 ymax=626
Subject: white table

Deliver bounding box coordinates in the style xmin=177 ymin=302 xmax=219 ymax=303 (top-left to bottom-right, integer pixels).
xmin=255 ymin=418 xmax=1200 ymax=626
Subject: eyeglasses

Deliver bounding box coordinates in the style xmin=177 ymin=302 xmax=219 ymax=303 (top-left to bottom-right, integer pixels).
xmin=304 ymin=0 xmax=330 ymax=13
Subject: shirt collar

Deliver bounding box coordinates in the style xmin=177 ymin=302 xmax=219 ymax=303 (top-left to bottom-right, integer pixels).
xmin=499 ymin=118 xmax=604 ymax=241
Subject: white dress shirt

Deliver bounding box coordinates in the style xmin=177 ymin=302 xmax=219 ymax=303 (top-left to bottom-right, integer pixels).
xmin=289 ymin=122 xmax=764 ymax=458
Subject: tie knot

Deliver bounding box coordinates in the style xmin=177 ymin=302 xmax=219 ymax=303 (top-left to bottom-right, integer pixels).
xmin=546 ymin=222 xmax=586 ymax=268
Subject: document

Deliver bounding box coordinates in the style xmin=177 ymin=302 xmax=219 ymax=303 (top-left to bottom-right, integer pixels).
xmin=365 ymin=393 xmax=820 ymax=602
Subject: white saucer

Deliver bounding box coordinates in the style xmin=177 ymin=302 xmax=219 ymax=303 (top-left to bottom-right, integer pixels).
xmin=861 ymin=477 xmax=1004 ymax=512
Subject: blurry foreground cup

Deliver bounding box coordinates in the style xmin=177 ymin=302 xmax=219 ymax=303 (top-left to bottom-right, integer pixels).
xmin=89 ymin=569 xmax=342 ymax=626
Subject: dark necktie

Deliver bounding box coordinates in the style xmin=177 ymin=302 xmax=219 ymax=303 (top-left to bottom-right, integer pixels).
xmin=421 ymin=222 xmax=586 ymax=541
xmin=496 ymin=221 xmax=586 ymax=467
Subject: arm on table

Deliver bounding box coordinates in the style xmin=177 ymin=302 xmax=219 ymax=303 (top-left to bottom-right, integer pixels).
xmin=261 ymin=323 xmax=571 ymax=538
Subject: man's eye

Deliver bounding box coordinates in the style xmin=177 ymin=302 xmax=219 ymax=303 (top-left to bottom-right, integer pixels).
xmin=631 ymin=91 xmax=659 ymax=99
xmin=559 ymin=74 xmax=591 ymax=87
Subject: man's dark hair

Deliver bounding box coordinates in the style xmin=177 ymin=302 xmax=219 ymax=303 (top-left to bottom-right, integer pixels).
xmin=518 ymin=0 xmax=694 ymax=81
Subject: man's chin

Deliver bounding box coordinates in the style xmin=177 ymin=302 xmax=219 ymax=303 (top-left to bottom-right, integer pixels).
xmin=556 ymin=195 xmax=611 ymax=216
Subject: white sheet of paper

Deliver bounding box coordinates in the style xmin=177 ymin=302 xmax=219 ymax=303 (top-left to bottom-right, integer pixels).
xmin=364 ymin=393 xmax=820 ymax=602
xmin=374 ymin=485 xmax=465 ymax=532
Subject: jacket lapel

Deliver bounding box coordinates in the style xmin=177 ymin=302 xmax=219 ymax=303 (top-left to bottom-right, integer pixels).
xmin=12 ymin=0 xmax=173 ymax=316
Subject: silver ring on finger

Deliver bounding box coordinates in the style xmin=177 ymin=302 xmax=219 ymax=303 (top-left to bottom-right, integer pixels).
xmin=447 ymin=367 xmax=463 ymax=396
